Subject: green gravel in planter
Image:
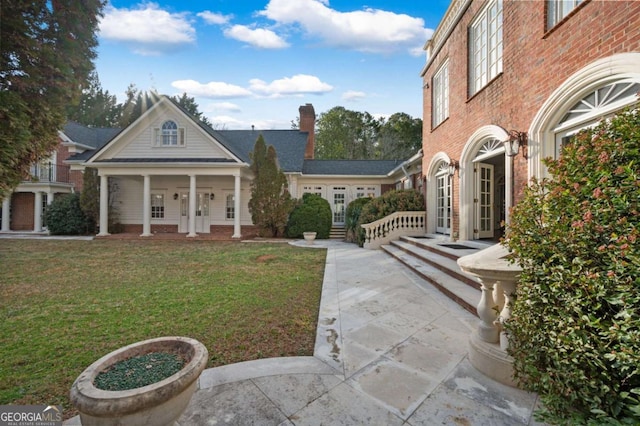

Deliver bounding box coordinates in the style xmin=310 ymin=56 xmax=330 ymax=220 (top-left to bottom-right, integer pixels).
xmin=94 ymin=352 xmax=185 ymax=391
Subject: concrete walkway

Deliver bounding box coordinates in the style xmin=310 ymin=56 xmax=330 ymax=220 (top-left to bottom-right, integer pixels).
xmin=63 ymin=239 xmax=544 ymax=425
xmin=176 ymin=240 xmax=544 ymax=426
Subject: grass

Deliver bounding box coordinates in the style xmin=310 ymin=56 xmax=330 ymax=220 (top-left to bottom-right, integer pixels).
xmin=0 ymin=239 xmax=326 ymax=419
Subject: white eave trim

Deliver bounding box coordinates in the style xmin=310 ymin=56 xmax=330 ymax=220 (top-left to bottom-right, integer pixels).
xmin=58 ymin=130 xmax=93 ymax=150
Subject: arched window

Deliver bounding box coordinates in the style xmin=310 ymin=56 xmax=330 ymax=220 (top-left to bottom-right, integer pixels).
xmin=554 ymin=79 xmax=640 ymax=157
xmin=155 ymin=120 xmax=185 ymax=146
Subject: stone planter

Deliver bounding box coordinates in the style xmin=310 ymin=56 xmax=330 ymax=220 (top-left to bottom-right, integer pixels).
xmin=70 ymin=336 xmax=208 ymax=426
xmin=303 ymin=232 xmax=317 ymax=245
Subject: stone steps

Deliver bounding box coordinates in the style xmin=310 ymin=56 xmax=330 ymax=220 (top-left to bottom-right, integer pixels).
xmin=381 ymin=236 xmax=490 ymax=316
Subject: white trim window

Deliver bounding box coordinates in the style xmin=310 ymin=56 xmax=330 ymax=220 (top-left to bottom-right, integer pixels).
xmin=155 ymin=120 xmax=185 ymax=146
xmin=469 ymin=0 xmax=502 ymax=96
xmin=547 ymin=0 xmax=583 ymax=29
xmin=151 ymin=193 xmax=165 ymax=219
xmin=225 ymin=194 xmax=235 ymax=220
xmin=432 ymin=60 xmax=449 ymax=128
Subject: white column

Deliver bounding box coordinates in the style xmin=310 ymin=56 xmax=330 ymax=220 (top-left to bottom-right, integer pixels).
xmin=505 ymin=156 xmax=513 ymax=225
xmin=98 ymin=175 xmax=110 ymax=236
xmin=34 ymin=191 xmax=43 ymax=232
xmin=47 ymin=191 xmax=54 ymax=205
xmin=232 ymin=174 xmax=242 ymax=238
xmin=141 ymin=175 xmax=152 ymax=237
xmin=2 ymin=196 xmax=11 ymax=231
xmin=187 ymin=174 xmax=197 ymax=237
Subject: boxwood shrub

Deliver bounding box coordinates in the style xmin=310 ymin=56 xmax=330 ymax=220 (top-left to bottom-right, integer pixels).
xmin=504 ymin=108 xmax=639 ymax=425
xmin=356 ymin=189 xmax=425 ymax=247
xmin=285 ymin=193 xmax=332 ymax=239
xmin=45 ymin=193 xmax=92 ymax=235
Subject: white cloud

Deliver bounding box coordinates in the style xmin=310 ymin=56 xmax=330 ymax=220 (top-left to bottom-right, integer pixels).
xmin=171 ymin=80 xmax=253 ymax=98
xmin=208 ymin=102 xmax=242 ymax=113
xmin=249 ymin=74 xmax=333 ymax=97
xmin=259 ymin=0 xmax=432 ymax=55
xmin=99 ymin=3 xmax=195 ymax=55
xmin=342 ymin=90 xmax=366 ymax=101
xmin=223 ymin=25 xmax=289 ymax=49
xmin=197 ymin=10 xmax=232 ymax=25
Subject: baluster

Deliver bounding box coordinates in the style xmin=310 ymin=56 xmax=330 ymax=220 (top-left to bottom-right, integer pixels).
xmin=497 ymin=279 xmax=517 ymax=350
xmin=476 ymin=278 xmax=500 ymax=343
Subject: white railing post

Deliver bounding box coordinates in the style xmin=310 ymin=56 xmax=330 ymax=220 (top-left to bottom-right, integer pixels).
xmin=476 ymin=278 xmax=500 ymax=343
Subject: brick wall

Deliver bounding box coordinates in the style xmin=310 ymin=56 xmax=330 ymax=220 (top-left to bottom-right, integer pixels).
xmin=422 ymin=0 xmax=640 ymax=233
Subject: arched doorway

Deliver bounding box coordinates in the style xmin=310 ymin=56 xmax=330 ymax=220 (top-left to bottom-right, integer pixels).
xmin=459 ymin=126 xmax=510 ymax=241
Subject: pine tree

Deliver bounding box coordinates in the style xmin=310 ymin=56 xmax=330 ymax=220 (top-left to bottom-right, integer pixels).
xmin=67 ymin=71 xmax=122 ymax=127
xmin=248 ymin=135 xmax=294 ymax=237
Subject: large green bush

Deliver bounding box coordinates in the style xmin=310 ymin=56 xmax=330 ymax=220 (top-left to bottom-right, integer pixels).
xmin=345 ymin=197 xmax=371 ymax=243
xmin=504 ymin=108 xmax=640 ymax=425
xmin=286 ymin=193 xmax=332 ymax=239
xmin=356 ymin=189 xmax=425 ymax=246
xmin=45 ymin=193 xmax=92 ymax=235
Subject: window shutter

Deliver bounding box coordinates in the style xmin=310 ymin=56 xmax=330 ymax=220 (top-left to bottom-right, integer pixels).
xmin=179 ymin=128 xmax=185 ymax=146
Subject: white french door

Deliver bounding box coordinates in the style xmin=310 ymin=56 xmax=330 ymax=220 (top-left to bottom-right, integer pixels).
xmin=435 ymin=172 xmax=450 ymax=234
xmin=331 ymin=187 xmax=346 ymax=226
xmin=179 ymin=192 xmax=210 ymax=233
xmin=475 ymin=163 xmax=494 ymax=239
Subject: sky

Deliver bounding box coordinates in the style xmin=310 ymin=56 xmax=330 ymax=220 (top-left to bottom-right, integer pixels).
xmin=95 ymin=0 xmax=450 ymax=130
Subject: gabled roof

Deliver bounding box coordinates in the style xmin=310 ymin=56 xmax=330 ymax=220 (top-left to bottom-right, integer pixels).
xmin=302 ymin=160 xmax=403 ymax=176
xmin=63 ymin=122 xmax=122 ymax=161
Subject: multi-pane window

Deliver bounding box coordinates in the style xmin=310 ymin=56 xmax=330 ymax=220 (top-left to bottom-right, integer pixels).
xmin=156 ymin=120 xmax=185 ymax=146
xmin=469 ymin=0 xmax=502 ymax=96
xmin=225 ymin=194 xmax=234 ymax=220
xmin=547 ymin=0 xmax=583 ymax=29
xmin=432 ymin=60 xmax=449 ymax=128
xmin=151 ymin=194 xmax=164 ymax=219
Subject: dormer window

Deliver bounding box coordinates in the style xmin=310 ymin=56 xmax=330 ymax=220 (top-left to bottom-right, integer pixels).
xmin=155 ymin=120 xmax=185 ymax=146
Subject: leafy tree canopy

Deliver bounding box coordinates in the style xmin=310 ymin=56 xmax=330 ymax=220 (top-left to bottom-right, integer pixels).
xmin=314 ymin=106 xmax=422 ymax=160
xmin=66 ymin=71 xmax=121 ymax=127
xmin=0 ymin=0 xmax=104 ymax=201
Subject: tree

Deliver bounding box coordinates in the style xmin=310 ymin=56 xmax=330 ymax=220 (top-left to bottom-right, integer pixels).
xmin=0 ymin=0 xmax=104 ymax=201
xmin=248 ymin=135 xmax=294 ymax=237
xmin=79 ymin=167 xmax=99 ymax=233
xmin=314 ymin=107 xmax=422 ymax=160
xmin=67 ymin=71 xmax=122 ymax=127
xmin=314 ymin=107 xmax=380 ymax=160
xmin=376 ymin=113 xmax=423 ymax=160
xmin=117 ymin=85 xmax=160 ymax=127
xmin=170 ymin=93 xmax=212 ymax=127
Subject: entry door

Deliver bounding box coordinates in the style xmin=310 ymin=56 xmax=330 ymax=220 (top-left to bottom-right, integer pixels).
xmin=195 ymin=192 xmax=210 ymax=233
xmin=475 ymin=163 xmax=494 ymax=239
xmin=435 ymin=172 xmax=450 ymax=234
xmin=331 ymin=187 xmax=346 ymax=226
xmin=179 ymin=193 xmax=189 ymax=233
xmin=179 ymin=192 xmax=211 ymax=233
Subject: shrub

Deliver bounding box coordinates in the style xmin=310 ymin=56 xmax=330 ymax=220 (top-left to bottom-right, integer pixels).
xmin=345 ymin=197 xmax=371 ymax=243
xmin=286 ymin=193 xmax=332 ymax=239
xmin=504 ymin=108 xmax=640 ymax=425
xmin=356 ymin=189 xmax=425 ymax=246
xmin=45 ymin=193 xmax=92 ymax=235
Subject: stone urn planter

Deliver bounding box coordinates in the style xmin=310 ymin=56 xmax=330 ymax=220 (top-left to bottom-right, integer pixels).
xmin=70 ymin=336 xmax=208 ymax=426
xmin=303 ymin=231 xmax=317 ymax=245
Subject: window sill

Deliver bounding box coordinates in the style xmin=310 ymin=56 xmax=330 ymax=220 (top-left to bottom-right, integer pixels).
xmin=543 ymin=0 xmax=591 ymax=39
xmin=466 ymin=72 xmax=503 ymax=103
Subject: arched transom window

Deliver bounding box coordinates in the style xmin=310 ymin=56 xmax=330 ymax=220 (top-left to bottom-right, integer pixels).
xmin=554 ymin=79 xmax=640 ymax=157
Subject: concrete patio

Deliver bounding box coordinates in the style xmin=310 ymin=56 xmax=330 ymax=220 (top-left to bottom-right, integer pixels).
xmin=64 ymin=239 xmax=546 ymax=425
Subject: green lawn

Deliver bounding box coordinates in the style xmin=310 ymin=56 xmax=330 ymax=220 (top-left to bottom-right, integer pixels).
xmin=0 ymin=239 xmax=326 ymax=418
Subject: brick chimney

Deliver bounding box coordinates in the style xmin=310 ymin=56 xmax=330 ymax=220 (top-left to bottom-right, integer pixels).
xmin=299 ymin=103 xmax=316 ymax=159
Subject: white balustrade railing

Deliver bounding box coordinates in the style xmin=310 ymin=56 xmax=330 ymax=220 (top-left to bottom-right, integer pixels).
xmin=360 ymin=211 xmax=426 ymax=249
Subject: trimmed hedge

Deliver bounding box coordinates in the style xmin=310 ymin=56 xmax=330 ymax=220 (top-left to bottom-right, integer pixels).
xmin=45 ymin=193 xmax=92 ymax=235
xmin=286 ymin=193 xmax=332 ymax=239
xmin=504 ymin=108 xmax=640 ymax=425
xmin=356 ymin=189 xmax=424 ymax=246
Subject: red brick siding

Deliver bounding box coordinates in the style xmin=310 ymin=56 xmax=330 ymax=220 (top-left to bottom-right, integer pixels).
xmin=423 ymin=0 xmax=640 ymax=228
